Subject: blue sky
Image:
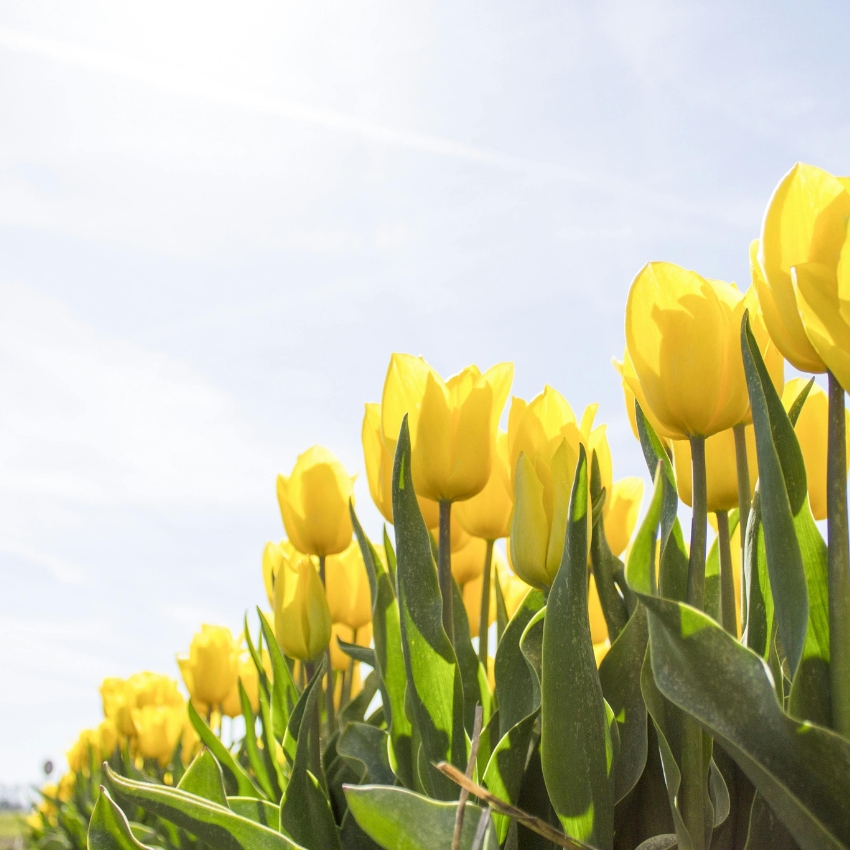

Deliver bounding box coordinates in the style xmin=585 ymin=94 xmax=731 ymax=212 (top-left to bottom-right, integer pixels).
xmin=1 ymin=0 xmax=847 ymax=783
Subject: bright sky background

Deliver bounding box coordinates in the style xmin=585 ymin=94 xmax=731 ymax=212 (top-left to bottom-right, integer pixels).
xmin=1 ymin=0 xmax=847 ymax=784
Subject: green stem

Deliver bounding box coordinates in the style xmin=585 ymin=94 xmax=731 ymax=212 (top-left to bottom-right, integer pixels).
xmin=687 ymin=436 xmax=708 ymax=610
xmin=733 ymin=423 xmax=751 ymax=631
xmin=303 ymin=660 xmax=322 ymax=779
xmin=827 ymin=372 xmax=850 ymax=738
xmin=439 ymin=500 xmax=454 ymax=641
xmin=478 ymin=540 xmax=494 ymax=666
xmin=716 ymin=510 xmax=737 ymax=636
xmin=318 ymin=555 xmax=336 ymax=737
xmin=341 ymin=630 xmax=355 ymax=708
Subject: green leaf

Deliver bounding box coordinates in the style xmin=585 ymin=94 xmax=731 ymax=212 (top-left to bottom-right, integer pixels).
xmin=741 ymin=314 xmax=808 ymax=678
xmin=177 ymin=749 xmax=228 ymax=807
xmin=383 ymin=525 xmax=397 ymax=586
xmin=519 ymin=607 xmax=545 ymax=707
xmin=640 ymin=589 xmax=850 ymax=850
xmin=541 ymin=446 xmax=614 ymax=850
xmin=187 ymin=701 xmax=264 ymax=800
xmin=258 ymin=608 xmax=300 ymax=742
xmin=743 ymin=489 xmax=770 ymax=657
xmin=279 ymin=673 xmax=340 ymax=850
xmin=339 ymin=671 xmax=380 ymax=727
xmin=743 ymin=792 xmax=798 ymax=850
xmin=104 ymin=765 xmax=301 ymax=850
xmin=335 ymin=637 xmax=377 ymax=670
xmin=337 ymin=723 xmax=395 ymax=786
xmin=451 ymin=578 xmax=486 ymax=734
xmin=344 ymin=785 xmax=498 ymax=850
xmin=390 ymin=416 xmax=466 ymax=799
xmin=282 ymin=662 xmax=325 ymax=767
xmin=227 ymin=798 xmax=280 ymax=830
xmin=239 ymin=679 xmax=279 ymax=801
xmin=88 ymin=788 xmax=157 ymax=850
xmin=599 ymin=605 xmax=649 ymax=804
xmin=351 ymin=505 xmax=414 ymax=789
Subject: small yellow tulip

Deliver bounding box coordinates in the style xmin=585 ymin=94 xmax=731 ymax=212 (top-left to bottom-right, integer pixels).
xmin=274 ymin=554 xmax=332 ymax=661
xmin=757 ymin=162 xmax=850 ymax=376
xmin=262 ymin=540 xmax=296 ymax=609
xmin=325 ymin=543 xmax=372 ymax=631
xmin=455 ymin=430 xmax=513 ymax=541
xmin=66 ymin=729 xmax=98 ymax=773
xmin=625 ymin=262 xmax=750 ymax=439
xmin=221 ymin=652 xmax=270 ymax=718
xmin=380 ymin=353 xmax=513 ymax=503
xmin=329 ymin=621 xmax=372 ymax=672
xmin=131 ymin=705 xmax=185 ymax=767
xmin=450 ymin=536 xmax=489 ymax=586
xmin=782 ymin=378 xmax=850 ymax=520
xmin=603 ymin=478 xmax=644 ymax=558
xmin=57 ymin=772 xmax=75 ymax=802
xmin=672 ymin=426 xmax=757 ymax=513
xmin=277 ymin=446 xmax=355 ymax=558
xmin=461 ymin=546 xmax=508 ymax=637
xmin=177 ymin=626 xmax=239 ymax=708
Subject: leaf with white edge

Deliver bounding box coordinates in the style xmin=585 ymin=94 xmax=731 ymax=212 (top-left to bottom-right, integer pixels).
xmin=177 ymin=749 xmax=228 ymax=807
xmin=88 ymin=788 xmax=157 ymax=850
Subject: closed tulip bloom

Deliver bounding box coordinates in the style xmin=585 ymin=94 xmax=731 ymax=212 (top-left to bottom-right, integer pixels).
xmin=455 ymin=430 xmax=513 ymax=541
xmin=66 ymin=729 xmax=99 ymax=773
xmin=625 ymin=262 xmax=750 ymax=439
xmin=329 ymin=621 xmax=372 ymax=672
xmin=381 ymin=353 xmax=514 ymax=503
xmin=101 ymin=677 xmax=138 ymax=737
xmin=451 ymin=536 xmax=489 ymax=586
xmin=603 ymin=478 xmax=644 ymax=557
xmin=131 ymin=705 xmax=185 ymax=767
xmin=782 ymin=379 xmax=850 ymax=520
xmin=262 ymin=540 xmax=295 ymax=609
xmin=672 ymin=426 xmax=757 ymax=513
xmin=325 ymin=543 xmax=372 ymax=631
xmin=613 ymin=350 xmax=677 ymax=442
xmin=177 ymin=626 xmax=239 ymax=708
xmin=131 ymin=672 xmax=184 ymax=711
xmin=274 ymin=555 xmax=332 ymax=661
xmin=757 ymin=163 xmax=850 ymax=375
xmin=221 ymin=652 xmax=270 ymax=718
xmin=277 ymin=446 xmax=355 ymax=558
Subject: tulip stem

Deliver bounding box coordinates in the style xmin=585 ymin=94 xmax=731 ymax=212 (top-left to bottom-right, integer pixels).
xmin=439 ymin=501 xmax=455 ymax=642
xmin=318 ymin=555 xmax=336 ymax=737
xmin=303 ymin=660 xmax=322 ymax=779
xmin=478 ymin=540 xmax=494 ymax=667
xmin=733 ymin=423 xmax=750 ymax=633
xmin=687 ymin=436 xmax=708 ymax=611
xmin=716 ymin=510 xmax=737 ymax=636
xmin=827 ymin=372 xmax=850 ymax=738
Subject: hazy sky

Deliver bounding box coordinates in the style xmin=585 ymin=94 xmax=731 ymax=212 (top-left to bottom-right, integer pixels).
xmin=1 ymin=0 xmax=847 ymax=784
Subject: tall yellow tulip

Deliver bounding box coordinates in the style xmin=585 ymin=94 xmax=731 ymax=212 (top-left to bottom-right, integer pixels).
xmin=603 ymin=478 xmax=644 ymax=558
xmin=177 ymin=626 xmax=239 ymax=709
xmin=274 ymin=554 xmax=332 ymax=661
xmin=672 ymin=426 xmax=757 ymax=513
xmin=325 ymin=543 xmax=372 ymax=631
xmin=277 ymin=446 xmax=355 ymax=558
xmin=455 ymin=430 xmax=513 ymax=541
xmin=782 ymin=379 xmax=850 ymax=521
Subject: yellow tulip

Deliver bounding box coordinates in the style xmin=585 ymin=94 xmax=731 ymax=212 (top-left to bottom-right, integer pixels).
xmin=450 ymin=536 xmax=489 ymax=586
xmin=757 ymin=162 xmax=850 ymax=375
xmin=588 ymin=575 xmax=608 ymax=645
xmin=262 ymin=540 xmax=296 ymax=609
xmin=97 ymin=719 xmax=119 ymax=758
xmin=625 ymin=262 xmax=750 ymax=439
xmin=274 ymin=554 xmax=332 ymax=661
xmin=329 ymin=621 xmax=372 ymax=672
xmin=380 ymin=353 xmax=513 ymax=503
xmin=460 ymin=545 xmax=509 ymax=637
xmin=325 ymin=542 xmax=372 ymax=631
xmin=131 ymin=705 xmax=185 ymax=767
xmin=603 ymin=478 xmax=644 ymax=557
xmin=66 ymin=729 xmax=98 ymax=773
xmin=613 ymin=351 xmax=677 ymax=442
xmin=497 ymin=546 xmax=530 ymax=617
xmin=593 ymin=640 xmax=611 ymax=667
xmin=782 ymin=378 xmax=850 ymax=520
xmin=101 ymin=673 xmax=183 ymax=737
xmin=177 ymin=626 xmax=239 ymax=708
xmin=221 ymin=652 xmax=270 ymax=718
xmin=277 ymin=446 xmax=355 ymax=558
xmin=57 ymin=772 xmax=75 ymax=802
xmin=672 ymin=426 xmax=757 ymax=513
xmin=455 ymin=430 xmax=513 ymax=541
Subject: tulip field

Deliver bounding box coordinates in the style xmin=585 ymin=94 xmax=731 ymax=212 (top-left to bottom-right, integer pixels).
xmin=25 ymin=162 xmax=850 ymax=850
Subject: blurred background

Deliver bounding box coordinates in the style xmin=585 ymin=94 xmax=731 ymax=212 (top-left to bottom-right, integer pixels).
xmin=1 ymin=0 xmax=847 ymax=786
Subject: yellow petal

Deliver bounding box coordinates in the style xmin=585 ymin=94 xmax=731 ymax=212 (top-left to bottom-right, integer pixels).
xmin=588 ymin=574 xmax=608 ymax=645
xmin=381 ymin=353 xmax=433 ymax=457
xmin=545 ymin=439 xmax=577 ymax=584
xmin=455 ymin=430 xmax=513 ymax=540
xmin=451 ymin=536 xmax=488 ymax=585
xmin=620 ymin=348 xmax=678 ymax=441
xmin=510 ymin=453 xmax=551 ymax=590
xmin=446 ymin=382 xmax=493 ymax=502
xmin=362 ymin=403 xmax=394 ymax=523
xmin=588 ymin=424 xmax=613 ymax=513
xmin=481 ymin=362 xmax=515 ymax=431
xmin=580 ymin=404 xmax=599 ymax=440
xmin=411 ymin=371 xmax=453 ymax=501
xmin=603 ymin=478 xmax=644 ymax=557
xmin=742 ymin=280 xmax=785 ymax=415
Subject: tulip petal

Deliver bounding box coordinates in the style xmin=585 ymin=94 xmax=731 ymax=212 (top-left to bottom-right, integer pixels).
xmin=381 ymin=353 xmax=432 ymax=454
xmin=603 ymin=477 xmax=644 ymax=558
xmin=510 ymin=453 xmax=551 ymax=589
xmin=545 ymin=439 xmax=577 ymax=584
xmin=446 ymin=383 xmax=493 ymax=502
xmin=362 ymin=403 xmax=394 ymax=523
xmin=411 ymin=371 xmax=453 ymax=501
xmin=481 ymin=361 xmax=515 ymax=431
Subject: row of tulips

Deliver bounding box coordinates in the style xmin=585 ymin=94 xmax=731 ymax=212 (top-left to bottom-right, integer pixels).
xmin=28 ymin=161 xmax=850 ymax=850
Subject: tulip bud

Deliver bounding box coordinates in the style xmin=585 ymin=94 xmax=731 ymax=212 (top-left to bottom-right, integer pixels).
xmin=277 ymin=446 xmax=355 ymax=557
xmin=325 ymin=543 xmax=372 ymax=631
xmin=380 ymin=353 xmax=513 ymax=503
xmin=603 ymin=478 xmax=644 ymax=558
xmin=131 ymin=705 xmax=185 ymax=767
xmin=455 ymin=431 xmax=513 ymax=541
xmin=625 ymin=262 xmax=750 ymax=439
xmin=782 ymin=378 xmax=850 ymax=520
xmin=177 ymin=626 xmax=239 ymax=708
xmin=274 ymin=555 xmax=332 ymax=661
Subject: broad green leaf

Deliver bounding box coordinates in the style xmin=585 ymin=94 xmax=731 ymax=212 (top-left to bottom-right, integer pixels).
xmin=383 ymin=525 xmax=397 ymax=585
xmin=351 ymin=506 xmax=414 ymax=789
xmin=635 ymin=837 xmax=678 ymax=850
xmin=344 ymin=785 xmax=498 ymax=850
xmin=337 ymin=723 xmax=395 ymax=786
xmin=390 ymin=416 xmax=465 ymax=799
xmin=743 ymin=489 xmax=770 ymax=656
xmin=187 ymin=701 xmax=264 ymax=799
xmin=282 ymin=662 xmax=325 ymax=766
xmin=228 ymin=798 xmax=280 ymax=830
xmin=640 ymin=590 xmax=850 ymax=850
xmin=339 ymin=671 xmax=380 ymax=727
xmin=258 ymin=607 xmax=300 ymax=742
xmin=279 ymin=673 xmax=340 ymax=850
xmin=177 ymin=749 xmax=228 ymax=807
xmin=104 ymin=765 xmax=301 ymax=850
xmin=335 ymin=638 xmax=377 ymax=670
xmin=741 ymin=315 xmax=808 ymax=678
xmin=599 ymin=605 xmax=649 ymax=804
xmin=88 ymin=788 xmax=157 ymax=850
xmin=743 ymin=792 xmax=797 ymax=850
xmin=541 ymin=446 xmax=614 ymax=850
xmin=519 ymin=606 xmax=545 ymax=705
xmin=239 ymin=679 xmax=279 ymax=800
